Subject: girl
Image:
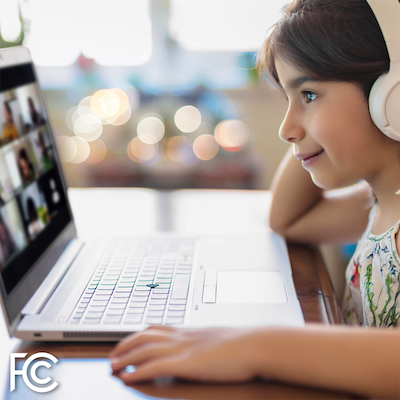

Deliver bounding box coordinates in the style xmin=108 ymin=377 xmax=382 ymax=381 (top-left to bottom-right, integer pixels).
xmin=1 ymin=102 xmax=20 ymax=145
xmin=110 ymin=1 xmax=400 ymax=398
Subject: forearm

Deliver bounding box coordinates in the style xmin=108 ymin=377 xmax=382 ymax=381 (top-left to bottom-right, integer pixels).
xmin=248 ymin=325 xmax=400 ymax=399
xmin=269 ymin=147 xmax=322 ymax=234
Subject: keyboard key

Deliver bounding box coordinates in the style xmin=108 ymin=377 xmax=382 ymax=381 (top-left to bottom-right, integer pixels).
xmin=91 ymin=301 xmax=108 ymax=307
xmin=127 ymin=307 xmax=145 ymax=314
xmin=128 ymin=301 xmax=147 ymax=308
xmin=149 ymin=299 xmax=167 ymax=305
xmin=132 ymin=292 xmax=149 ymax=297
xmin=93 ymin=295 xmax=111 ymax=301
xmin=153 ymin=289 xmax=169 ymax=294
xmin=108 ymin=303 xmax=126 ymax=310
xmin=134 ymin=287 xmax=151 ymax=292
xmin=114 ymin=293 xmax=130 ymax=298
xmin=168 ymin=305 xmax=186 ymax=311
xmin=145 ymin=317 xmax=163 ymax=325
xmin=106 ymin=309 xmax=124 ymax=316
xmin=102 ymin=279 xmax=118 ymax=283
xmin=146 ymin=311 xmax=164 ymax=317
xmin=96 ymin=289 xmax=113 ymax=295
xmin=98 ymin=285 xmax=116 ymax=289
xmin=171 ymin=275 xmax=190 ymax=299
xmin=88 ymin=306 xmax=106 ymax=312
xmin=137 ymin=280 xmax=154 ymax=285
xmin=86 ymin=312 xmax=104 ymax=318
xmin=169 ymin=299 xmax=187 ymax=305
xmin=159 ymin=268 xmax=174 ymax=272
xmin=155 ymin=284 xmax=171 ymax=289
xmin=148 ymin=305 xmax=165 ymax=311
xmin=74 ymin=311 xmax=84 ymax=317
xmin=166 ymin=318 xmax=184 ymax=325
xmin=130 ymin=298 xmax=148 ymax=303
xmin=110 ymin=298 xmax=129 ymax=304
xmin=151 ymin=294 xmax=169 ymax=299
xmin=83 ymin=319 xmax=101 ymax=324
xmin=124 ymin=315 xmax=143 ymax=324
xmin=167 ymin=311 xmax=185 ymax=318
xmin=103 ymin=316 xmax=122 ymax=324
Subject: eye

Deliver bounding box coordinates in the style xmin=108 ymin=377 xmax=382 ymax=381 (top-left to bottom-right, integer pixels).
xmin=302 ymin=91 xmax=318 ymax=104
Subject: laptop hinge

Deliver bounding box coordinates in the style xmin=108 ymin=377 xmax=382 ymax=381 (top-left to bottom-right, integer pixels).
xmin=21 ymin=239 xmax=84 ymax=316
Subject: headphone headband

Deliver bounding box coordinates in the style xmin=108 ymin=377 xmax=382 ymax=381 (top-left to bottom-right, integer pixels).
xmin=366 ymin=0 xmax=400 ymax=141
xmin=366 ymin=0 xmax=400 ymax=62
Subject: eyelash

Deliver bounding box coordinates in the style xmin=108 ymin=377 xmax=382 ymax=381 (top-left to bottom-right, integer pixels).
xmin=302 ymin=91 xmax=318 ymax=103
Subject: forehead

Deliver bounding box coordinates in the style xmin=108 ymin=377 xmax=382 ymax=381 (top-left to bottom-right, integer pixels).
xmin=275 ymin=58 xmax=312 ymax=86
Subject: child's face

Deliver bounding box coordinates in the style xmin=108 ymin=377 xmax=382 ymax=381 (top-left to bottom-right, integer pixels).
xmin=275 ymin=57 xmax=387 ymax=190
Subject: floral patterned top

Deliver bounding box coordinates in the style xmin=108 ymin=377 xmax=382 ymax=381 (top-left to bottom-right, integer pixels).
xmin=342 ymin=204 xmax=400 ymax=328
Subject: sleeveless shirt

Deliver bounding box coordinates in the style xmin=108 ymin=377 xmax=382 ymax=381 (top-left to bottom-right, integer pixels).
xmin=342 ymin=204 xmax=400 ymax=328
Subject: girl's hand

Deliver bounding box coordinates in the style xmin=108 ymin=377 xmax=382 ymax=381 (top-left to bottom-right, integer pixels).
xmin=109 ymin=325 xmax=261 ymax=384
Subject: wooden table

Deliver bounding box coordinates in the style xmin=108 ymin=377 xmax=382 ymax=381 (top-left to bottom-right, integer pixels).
xmin=3 ymin=189 xmax=361 ymax=400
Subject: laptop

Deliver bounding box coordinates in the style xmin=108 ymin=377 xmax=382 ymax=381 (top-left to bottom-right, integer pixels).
xmin=0 ymin=46 xmax=304 ymax=342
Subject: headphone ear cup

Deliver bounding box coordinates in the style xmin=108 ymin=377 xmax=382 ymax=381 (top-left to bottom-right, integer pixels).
xmin=369 ymin=63 xmax=400 ymax=142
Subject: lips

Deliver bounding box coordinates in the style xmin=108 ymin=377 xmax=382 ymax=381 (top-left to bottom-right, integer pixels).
xmin=295 ymin=150 xmax=324 ymax=161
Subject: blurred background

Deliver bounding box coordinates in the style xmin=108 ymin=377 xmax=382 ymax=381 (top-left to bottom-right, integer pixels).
xmin=0 ymin=0 xmax=290 ymax=191
xmin=0 ymin=0 xmax=351 ymax=298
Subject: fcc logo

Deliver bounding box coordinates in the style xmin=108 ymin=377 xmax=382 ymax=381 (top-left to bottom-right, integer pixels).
xmin=10 ymin=352 xmax=58 ymax=393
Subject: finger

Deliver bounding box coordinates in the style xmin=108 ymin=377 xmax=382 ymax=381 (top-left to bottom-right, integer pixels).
xmin=110 ymin=328 xmax=173 ymax=358
xmin=119 ymin=354 xmax=186 ymax=383
xmin=111 ymin=342 xmax=178 ymax=372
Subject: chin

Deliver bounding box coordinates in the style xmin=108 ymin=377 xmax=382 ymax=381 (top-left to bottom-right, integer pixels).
xmin=310 ymin=172 xmax=355 ymax=191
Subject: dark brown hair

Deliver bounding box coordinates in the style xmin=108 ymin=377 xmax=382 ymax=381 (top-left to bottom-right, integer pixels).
xmin=258 ymin=0 xmax=390 ymax=98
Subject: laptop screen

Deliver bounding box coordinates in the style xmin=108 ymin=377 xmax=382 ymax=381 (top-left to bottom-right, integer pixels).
xmin=0 ymin=62 xmax=71 ymax=296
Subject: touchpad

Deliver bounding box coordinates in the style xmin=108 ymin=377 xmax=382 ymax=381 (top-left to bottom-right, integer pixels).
xmin=216 ymin=271 xmax=287 ymax=304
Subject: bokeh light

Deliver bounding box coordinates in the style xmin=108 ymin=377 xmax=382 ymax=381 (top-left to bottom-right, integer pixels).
xmin=69 ymin=136 xmax=91 ymax=164
xmin=73 ymin=113 xmax=103 ymax=142
xmin=90 ymin=89 xmax=120 ymax=121
xmin=111 ymin=105 xmax=132 ymax=126
xmin=128 ymin=137 xmax=158 ymax=163
xmin=90 ymin=88 xmax=132 ymax=126
xmin=56 ymin=136 xmax=78 ymax=163
xmin=193 ymin=134 xmax=219 ymax=161
xmin=174 ymin=105 xmax=202 ymax=133
xmin=214 ymin=119 xmax=250 ymax=151
xmin=165 ymin=136 xmax=192 ymax=162
xmin=137 ymin=115 xmax=165 ymax=144
xmin=66 ymin=106 xmax=78 ymax=132
xmin=85 ymin=139 xmax=107 ymax=164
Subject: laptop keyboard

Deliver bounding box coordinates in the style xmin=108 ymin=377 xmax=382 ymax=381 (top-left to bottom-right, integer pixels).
xmin=69 ymin=238 xmax=195 ymax=326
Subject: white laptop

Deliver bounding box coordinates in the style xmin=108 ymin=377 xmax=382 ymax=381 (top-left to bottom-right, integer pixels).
xmin=0 ymin=46 xmax=304 ymax=342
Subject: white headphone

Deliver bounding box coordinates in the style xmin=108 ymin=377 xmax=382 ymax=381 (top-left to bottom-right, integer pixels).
xmin=366 ymin=0 xmax=400 ymax=142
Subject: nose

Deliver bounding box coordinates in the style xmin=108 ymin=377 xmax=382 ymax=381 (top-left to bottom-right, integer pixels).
xmin=278 ymin=104 xmax=305 ymax=144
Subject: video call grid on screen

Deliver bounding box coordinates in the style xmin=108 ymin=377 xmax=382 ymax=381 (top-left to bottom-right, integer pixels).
xmin=0 ymin=62 xmax=70 ymax=296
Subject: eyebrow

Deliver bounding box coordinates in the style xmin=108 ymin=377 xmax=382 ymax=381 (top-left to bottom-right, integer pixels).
xmin=287 ymin=76 xmax=319 ymax=90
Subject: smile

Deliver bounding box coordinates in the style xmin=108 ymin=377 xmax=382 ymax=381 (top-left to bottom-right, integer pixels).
xmin=297 ymin=150 xmax=324 ymax=167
